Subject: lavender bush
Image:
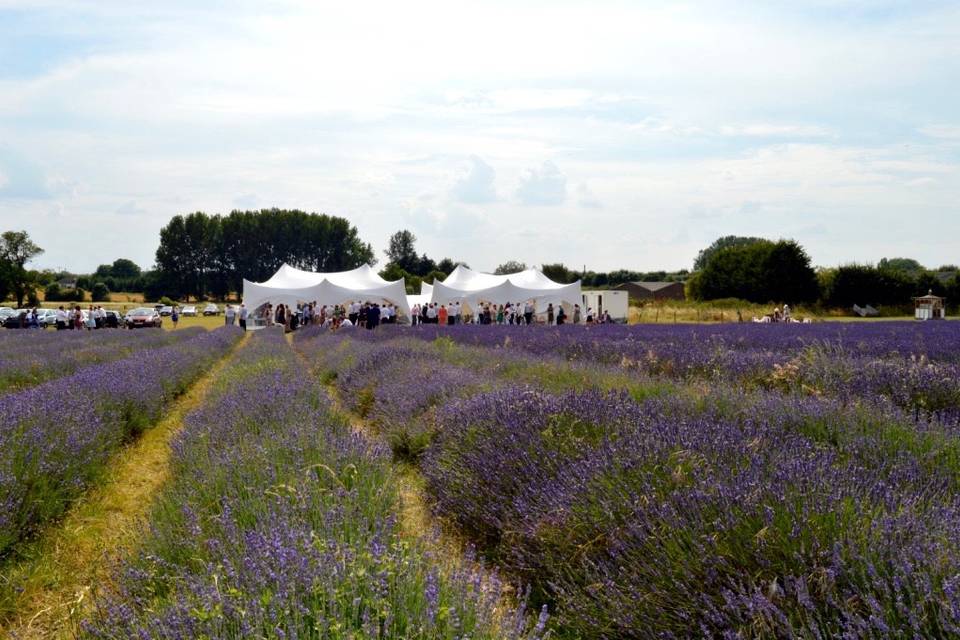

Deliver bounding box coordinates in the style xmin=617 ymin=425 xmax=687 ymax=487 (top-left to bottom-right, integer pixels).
xmin=0 ymin=327 xmax=205 ymax=394
xmin=295 ymin=335 xmax=492 ymax=461
xmin=82 ymin=330 xmax=547 ymax=639
xmin=328 ymin=322 xmax=960 ymax=421
xmin=424 ymin=387 xmax=960 ymax=638
xmin=0 ymin=326 xmax=241 ymax=556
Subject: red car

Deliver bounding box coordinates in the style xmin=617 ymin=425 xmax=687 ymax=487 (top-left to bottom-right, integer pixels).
xmin=125 ymin=307 xmax=163 ymax=328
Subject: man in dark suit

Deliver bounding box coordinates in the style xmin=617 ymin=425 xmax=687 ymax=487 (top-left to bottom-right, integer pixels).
xmin=366 ymin=303 xmax=380 ymax=330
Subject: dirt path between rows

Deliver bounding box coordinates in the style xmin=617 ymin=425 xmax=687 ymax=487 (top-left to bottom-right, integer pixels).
xmin=1 ymin=333 xmax=249 ymax=640
xmin=286 ymin=333 xmax=517 ymax=612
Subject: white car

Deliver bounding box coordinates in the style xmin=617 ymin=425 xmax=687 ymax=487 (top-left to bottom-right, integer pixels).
xmin=0 ymin=307 xmax=16 ymax=320
xmin=181 ymin=305 xmax=198 ymax=317
xmin=36 ymin=309 xmax=59 ymax=327
xmin=202 ymin=303 xmax=220 ymax=316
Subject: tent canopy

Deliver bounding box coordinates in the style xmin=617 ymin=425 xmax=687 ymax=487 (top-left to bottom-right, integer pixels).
xmin=242 ymin=264 xmax=411 ymax=318
xmin=429 ymin=265 xmax=581 ymax=310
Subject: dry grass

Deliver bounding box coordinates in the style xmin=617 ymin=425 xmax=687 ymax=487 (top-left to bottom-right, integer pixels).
xmin=0 ymin=334 xmax=249 ymax=640
xmin=162 ymin=314 xmax=229 ymax=332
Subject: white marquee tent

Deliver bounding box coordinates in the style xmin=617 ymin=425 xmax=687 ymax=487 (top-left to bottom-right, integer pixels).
xmin=428 ymin=265 xmax=581 ymax=311
xmin=242 ymin=264 xmax=411 ymax=319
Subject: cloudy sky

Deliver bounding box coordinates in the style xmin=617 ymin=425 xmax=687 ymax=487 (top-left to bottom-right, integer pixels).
xmin=1 ymin=0 xmax=958 ymax=274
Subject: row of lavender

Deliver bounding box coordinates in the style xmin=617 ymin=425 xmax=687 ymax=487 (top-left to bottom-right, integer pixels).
xmin=82 ymin=330 xmax=547 ymax=639
xmin=0 ymin=326 xmax=241 ymax=558
xmin=295 ymin=329 xmax=960 ymax=638
xmin=318 ymin=322 xmax=960 ymax=424
xmin=0 ymin=327 xmax=206 ymax=395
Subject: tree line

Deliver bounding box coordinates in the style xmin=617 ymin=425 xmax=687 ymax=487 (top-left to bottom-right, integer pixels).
xmin=687 ymin=235 xmax=960 ymax=311
xmin=153 ymin=209 xmax=375 ymax=300
xmin=4 ymin=217 xmax=958 ymax=314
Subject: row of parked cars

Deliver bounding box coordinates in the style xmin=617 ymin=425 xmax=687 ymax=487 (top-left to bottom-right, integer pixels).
xmin=0 ymin=303 xmax=223 ymax=329
xmin=0 ymin=307 xmax=122 ymax=328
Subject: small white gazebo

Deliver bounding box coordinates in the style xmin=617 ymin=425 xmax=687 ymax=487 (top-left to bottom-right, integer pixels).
xmin=914 ymin=290 xmax=946 ymax=320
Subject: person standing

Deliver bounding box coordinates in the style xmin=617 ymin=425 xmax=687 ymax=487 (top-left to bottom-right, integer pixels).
xmin=557 ymin=305 xmax=566 ymax=325
xmin=547 ymin=303 xmax=555 ymax=325
xmin=438 ymin=304 xmax=448 ymax=326
xmin=524 ymin=301 xmax=534 ymax=326
xmin=56 ymin=305 xmax=67 ymax=330
xmin=239 ymin=304 xmax=248 ymax=330
xmin=225 ymin=304 xmax=236 ymax=326
xmin=171 ymin=305 xmax=180 ymax=329
xmin=573 ymin=304 xmax=581 ymax=324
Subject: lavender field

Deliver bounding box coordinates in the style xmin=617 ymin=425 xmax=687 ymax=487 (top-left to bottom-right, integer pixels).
xmin=295 ymin=321 xmax=960 ymax=638
xmin=3 ymin=321 xmax=960 ymax=638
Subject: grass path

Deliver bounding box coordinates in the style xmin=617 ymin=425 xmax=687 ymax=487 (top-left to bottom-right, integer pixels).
xmin=285 ymin=333 xmax=516 ymax=611
xmin=0 ymin=333 xmax=250 ymax=639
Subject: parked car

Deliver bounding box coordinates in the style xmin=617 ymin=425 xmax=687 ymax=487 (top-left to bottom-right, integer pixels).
xmin=104 ymin=310 xmax=125 ymax=328
xmin=181 ymin=305 xmax=198 ymax=317
xmin=37 ymin=309 xmax=59 ymax=328
xmin=202 ymin=303 xmax=220 ymax=316
xmin=2 ymin=311 xmax=30 ymax=328
xmin=125 ymin=307 xmax=162 ymax=328
xmin=159 ymin=305 xmax=174 ymax=317
xmin=0 ymin=307 xmax=16 ymax=320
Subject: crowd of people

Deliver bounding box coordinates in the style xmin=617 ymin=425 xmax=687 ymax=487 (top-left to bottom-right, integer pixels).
xmin=751 ymin=304 xmax=810 ymax=323
xmin=409 ymin=301 xmax=611 ymax=326
xmin=240 ymin=299 xmax=614 ymax=332
xmin=245 ymin=300 xmax=401 ymax=332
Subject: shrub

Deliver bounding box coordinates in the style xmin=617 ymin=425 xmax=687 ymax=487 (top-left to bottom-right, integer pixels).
xmin=91 ymin=282 xmax=110 ymax=302
xmin=43 ymin=282 xmax=61 ymax=301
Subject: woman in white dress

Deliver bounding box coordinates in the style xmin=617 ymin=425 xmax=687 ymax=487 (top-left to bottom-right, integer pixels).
xmin=85 ymin=305 xmax=97 ymax=330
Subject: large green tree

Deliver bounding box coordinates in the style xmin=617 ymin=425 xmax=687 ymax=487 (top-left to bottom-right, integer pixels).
xmin=821 ymin=265 xmax=925 ymax=308
xmin=155 ymin=209 xmax=374 ymax=300
xmin=688 ymin=239 xmax=818 ymax=304
xmin=693 ymin=235 xmax=765 ymax=271
xmin=878 ymin=257 xmax=924 ymax=275
xmin=540 ymin=263 xmax=579 ymax=284
xmin=494 ymin=260 xmax=527 ymax=275
xmin=385 ymin=230 xmax=420 ymax=274
xmin=0 ymin=230 xmax=44 ymax=307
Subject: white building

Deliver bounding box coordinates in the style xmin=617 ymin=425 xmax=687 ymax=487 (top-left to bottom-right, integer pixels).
xmin=581 ymin=290 xmax=629 ymax=323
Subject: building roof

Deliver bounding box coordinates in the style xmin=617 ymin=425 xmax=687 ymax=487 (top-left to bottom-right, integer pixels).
xmin=624 ymin=281 xmax=683 ymax=292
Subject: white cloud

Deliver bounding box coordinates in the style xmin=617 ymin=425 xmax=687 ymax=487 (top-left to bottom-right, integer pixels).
xmin=576 ymin=182 xmax=601 ymax=208
xmin=450 ymin=156 xmax=497 ymax=204
xmin=1 ymin=1 xmax=959 ymax=272
xmin=719 ymin=123 xmax=830 ymax=138
xmin=516 ymin=161 xmax=567 ymax=206
xmin=115 ymin=200 xmax=145 ymax=216
xmin=919 ymin=124 xmax=960 ymax=140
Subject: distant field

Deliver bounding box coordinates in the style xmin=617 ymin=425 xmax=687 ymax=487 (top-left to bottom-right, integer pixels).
xmin=162 ymin=314 xmax=229 ymax=331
